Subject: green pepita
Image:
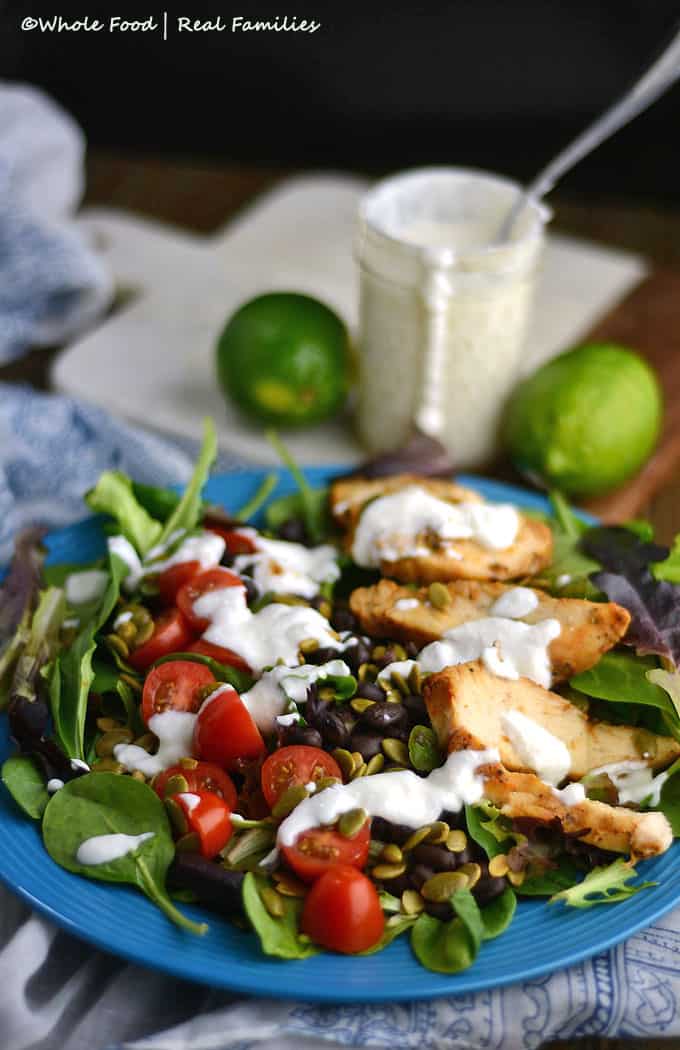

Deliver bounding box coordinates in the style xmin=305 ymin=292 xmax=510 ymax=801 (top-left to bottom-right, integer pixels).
xmin=446 ymin=829 xmax=468 ymax=853
xmin=179 ymin=757 xmax=199 ymax=770
xmin=427 ymin=582 xmax=451 ymax=610
xmin=260 ymin=885 xmax=285 ymax=918
xmin=338 ymin=807 xmax=369 ymax=839
xmin=351 ymin=697 xmax=376 ymax=714
xmin=96 ymin=717 xmax=122 ymax=732
xmin=425 ymin=820 xmax=450 ymax=845
xmin=357 ymin=663 xmax=379 ymax=682
xmin=458 ymin=862 xmax=482 ymax=888
xmin=120 ymin=672 xmax=142 ymax=695
xmin=132 ymin=733 xmax=156 ymax=751
xmin=95 ymin=727 xmax=134 ymax=757
xmin=408 ymin=664 xmax=423 ymax=695
xmin=273 ymin=871 xmax=307 ymax=897
xmin=315 ymin=776 xmax=341 ymax=792
xmin=130 ymin=770 xmax=146 ymax=783
xmin=372 ymin=862 xmax=407 ymax=881
xmin=488 ymin=854 xmax=509 ymax=877
xmin=380 ymin=843 xmax=403 ymax=864
xmin=117 ymin=620 xmax=138 ymax=646
xmin=381 ymin=738 xmax=409 ymax=766
xmin=165 ymin=797 xmax=189 ymax=836
xmin=402 ymin=826 xmax=432 ymax=852
xmin=365 ymin=753 xmax=385 ymax=775
xmin=271 ymin=784 xmax=309 ymax=820
xmin=90 ymin=758 xmax=124 ymax=774
xmin=351 ymin=761 xmax=368 ymax=779
xmin=105 ymin=633 xmax=129 ymax=659
xmin=162 ymin=773 xmax=190 ymax=798
xmin=317 ymin=686 xmax=336 ymax=702
xmin=133 ymin=620 xmax=155 ymax=646
xmin=331 ymin=748 xmax=355 ymax=780
xmin=421 ymin=871 xmax=469 ymax=901
xmin=401 ymin=889 xmax=424 ymax=915
xmin=299 ymin=637 xmax=320 ymax=654
xmin=389 ymin=671 xmax=410 ymax=696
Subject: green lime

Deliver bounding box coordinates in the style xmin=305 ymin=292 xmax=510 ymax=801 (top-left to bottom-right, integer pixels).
xmin=504 ymin=342 xmax=663 ymax=497
xmin=216 ymin=292 xmax=349 ymax=427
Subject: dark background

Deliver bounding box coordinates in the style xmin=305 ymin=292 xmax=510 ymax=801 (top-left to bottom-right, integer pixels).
xmin=1 ymin=1 xmax=680 ymax=201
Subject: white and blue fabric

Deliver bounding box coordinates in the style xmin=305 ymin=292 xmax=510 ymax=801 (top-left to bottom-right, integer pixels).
xmin=1 ymin=383 xmax=680 ymax=1050
xmin=0 ymin=83 xmax=112 ymax=363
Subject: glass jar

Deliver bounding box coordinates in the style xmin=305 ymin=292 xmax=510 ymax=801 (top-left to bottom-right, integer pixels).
xmin=355 ymin=168 xmax=549 ymax=468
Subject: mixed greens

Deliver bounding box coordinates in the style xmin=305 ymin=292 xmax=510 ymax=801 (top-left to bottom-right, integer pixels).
xmin=2 ymin=422 xmax=680 ymax=978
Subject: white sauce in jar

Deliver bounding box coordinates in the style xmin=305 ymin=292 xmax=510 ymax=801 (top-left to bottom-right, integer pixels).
xmin=240 ymin=659 xmax=351 ymax=732
xmin=351 ymin=486 xmax=520 ymax=568
xmin=501 ymin=708 xmax=570 ymax=785
xmin=277 ymin=748 xmax=499 ymax=846
xmin=65 ymin=570 xmax=109 ymax=605
xmin=234 ymin=535 xmax=340 ymax=599
xmin=76 ymin=831 xmax=155 ymax=866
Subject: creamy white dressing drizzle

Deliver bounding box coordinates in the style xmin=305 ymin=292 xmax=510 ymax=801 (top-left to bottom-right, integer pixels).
xmin=113 ymin=610 xmax=134 ymax=629
xmin=551 ymin=783 xmax=586 ymax=806
xmin=588 ymin=760 xmax=669 ymax=807
xmin=65 ymin=570 xmax=108 ymax=606
xmin=70 ymin=759 xmax=90 ymax=772
xmin=114 ymin=710 xmax=197 ymax=776
xmin=351 ymin=486 xmax=520 ymax=567
xmin=240 ymin=660 xmax=351 ymax=732
xmin=501 ymin=709 xmax=570 ymax=785
xmin=108 ymin=530 xmax=225 ymax=593
xmin=394 ymin=598 xmax=420 ymax=611
xmin=276 ymin=712 xmax=301 ymax=727
xmin=76 ymin=831 xmax=155 ymax=866
xmin=490 ymin=587 xmax=538 ymax=620
xmin=555 ymin=574 xmax=572 ymax=589
xmin=195 ymin=586 xmax=342 ymax=673
xmin=177 ymin=792 xmax=201 ymax=812
xmin=418 ymin=617 xmax=560 ymax=689
xmin=234 ymin=535 xmax=340 ymax=599
xmin=47 ymin=778 xmax=64 ymax=794
xmin=277 ymin=748 xmax=499 ymax=846
xmin=377 ymin=659 xmax=418 ymax=686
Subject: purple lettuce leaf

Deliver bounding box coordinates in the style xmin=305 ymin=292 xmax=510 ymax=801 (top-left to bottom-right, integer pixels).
xmin=582 ymin=527 xmax=680 ymax=667
xmin=0 ymin=526 xmax=47 ymax=687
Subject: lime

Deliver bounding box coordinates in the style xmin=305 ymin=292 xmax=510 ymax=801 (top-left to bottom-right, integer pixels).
xmin=216 ymin=292 xmax=349 ymax=427
xmin=503 ymin=343 xmax=663 ymax=497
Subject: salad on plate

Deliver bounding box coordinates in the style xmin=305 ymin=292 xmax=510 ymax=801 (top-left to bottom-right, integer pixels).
xmin=3 ymin=419 xmax=680 ymax=974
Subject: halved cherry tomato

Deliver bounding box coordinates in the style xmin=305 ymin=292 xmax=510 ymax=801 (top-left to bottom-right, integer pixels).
xmin=193 ymin=684 xmax=265 ymax=771
xmin=128 ymin=607 xmax=194 ymax=670
xmin=301 ymin=865 xmax=385 ymax=953
xmin=169 ymin=790 xmax=233 ymax=858
xmin=152 ymin=761 xmax=237 ymax=810
xmin=177 ymin=568 xmax=245 ymax=632
xmin=187 ymin=638 xmax=251 ymax=674
xmin=158 ymin=561 xmax=200 ymax=605
xmin=261 ymin=746 xmax=342 ymax=809
xmin=141 ymin=659 xmax=216 ymax=724
xmin=204 ymin=521 xmax=258 ymax=556
xmin=281 ymin=821 xmax=370 ymax=883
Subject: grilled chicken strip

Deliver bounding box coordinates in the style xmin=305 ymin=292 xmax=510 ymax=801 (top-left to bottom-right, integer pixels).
xmin=478 ymin=761 xmax=672 ymax=859
xmin=331 ymin=474 xmax=553 ymax=583
xmin=350 ymin=578 xmax=630 ymax=680
xmin=424 ymin=662 xmax=680 ymax=780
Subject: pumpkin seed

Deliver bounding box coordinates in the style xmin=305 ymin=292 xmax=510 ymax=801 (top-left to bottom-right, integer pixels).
xmin=117 ymin=621 xmax=138 ymax=646
xmin=381 ymin=843 xmax=403 ymax=864
xmin=120 ymin=673 xmax=142 ymax=695
xmin=408 ymin=664 xmax=423 ymax=695
xmin=133 ymin=733 xmax=156 ymax=751
xmin=372 ymin=862 xmax=407 ymax=880
xmin=315 ymin=776 xmax=341 ymax=792
xmin=422 ymin=871 xmax=469 ymax=901
xmin=331 ymin=748 xmax=355 ymax=780
xmin=317 ymin=686 xmax=336 ymax=702
xmin=317 ymin=600 xmax=332 ymax=619
xmin=91 ymin=758 xmax=124 ymax=774
xmin=299 ymin=637 xmax=320 ymax=654
xmin=426 ymin=821 xmax=450 ymax=845
xmin=428 ymin=582 xmax=451 ymax=610
xmin=271 ymin=784 xmax=309 ymax=820
xmin=131 ymin=605 xmax=152 ymax=628
xmin=401 ymin=889 xmax=424 ymax=915
xmin=382 ymin=738 xmax=409 ymax=765
xmin=365 ymin=753 xmax=385 ymax=775
xmin=488 ymin=854 xmax=510 ymax=877
xmin=402 ymin=826 xmax=433 ymax=852
xmin=507 ymin=869 xmax=525 ymax=887
xmin=358 ymin=663 xmax=378 ymax=682
xmin=162 ymin=773 xmax=190 ymax=797
xmin=96 ymin=717 xmax=123 ymax=732
xmin=260 ymin=885 xmax=285 ymax=918
xmin=95 ymin=727 xmax=134 ymax=757
xmin=273 ymin=871 xmax=307 ymax=897
xmin=458 ymin=862 xmax=482 ymax=889
xmin=338 ymin=808 xmax=369 ymax=839
xmin=130 ymin=770 xmax=146 ymax=783
xmin=351 ymin=751 xmax=365 ymax=773
xmin=392 ymin=644 xmax=407 ymax=661
xmin=351 ymin=761 xmax=368 ymax=779
xmin=351 ymin=697 xmax=376 ymax=714
xmin=105 ymin=633 xmax=129 ymax=659
xmin=446 ymin=829 xmax=468 ymax=853
xmin=179 ymin=757 xmax=199 ymax=770
xmin=389 ymin=671 xmax=411 ymax=697
xmin=383 ymin=688 xmax=403 ymax=704
xmin=165 ymin=798 xmax=188 ymax=836
xmin=175 ymin=832 xmax=201 ymax=854
xmin=372 ymin=645 xmax=386 ymax=661
xmin=134 ymin=620 xmax=155 ymax=646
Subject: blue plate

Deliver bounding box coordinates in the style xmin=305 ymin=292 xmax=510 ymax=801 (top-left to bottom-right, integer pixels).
xmin=1 ymin=467 xmax=678 ymax=1001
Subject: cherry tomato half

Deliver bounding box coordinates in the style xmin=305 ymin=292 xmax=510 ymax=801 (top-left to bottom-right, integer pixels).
xmin=128 ymin=607 xmax=194 ymax=671
xmin=261 ymin=746 xmax=342 ymax=809
xmin=187 ymin=638 xmax=251 ymax=674
xmin=301 ymin=865 xmax=385 ymax=954
xmin=158 ymin=561 xmax=200 ymax=605
xmin=170 ymin=790 xmax=233 ymax=859
xmin=141 ymin=659 xmax=216 ymax=724
xmin=193 ymin=684 xmax=265 ymax=771
xmin=281 ymin=822 xmax=370 ymax=883
xmin=204 ymin=521 xmax=258 ymax=556
xmin=177 ymin=568 xmax=245 ymax=632
xmin=152 ymin=761 xmax=237 ymax=810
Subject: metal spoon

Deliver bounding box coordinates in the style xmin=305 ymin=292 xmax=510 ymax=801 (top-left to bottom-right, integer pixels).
xmin=497 ymin=24 xmax=680 ymax=242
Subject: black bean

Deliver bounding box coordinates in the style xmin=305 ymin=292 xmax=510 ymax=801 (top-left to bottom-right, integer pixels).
xmin=439 ymin=809 xmax=466 ymax=830
xmin=355 ymin=681 xmax=387 ymax=702
xmin=304 ymin=646 xmax=342 ymax=666
xmin=374 ymin=646 xmax=399 ymax=669
xmin=409 ymin=864 xmax=435 ymax=890
xmin=349 ymin=730 xmax=383 ymax=761
xmin=402 ymin=693 xmax=428 ymax=724
xmin=242 ymin=577 xmax=259 ymax=605
xmin=370 ymin=818 xmax=413 ymax=845
xmin=359 ymin=701 xmax=409 ymax=733
xmin=378 ymin=873 xmax=410 ymax=896
xmin=473 ymin=875 xmax=507 ymax=906
xmin=411 ymin=843 xmax=459 ymax=872
xmin=424 ymin=900 xmax=453 ymax=921
xmin=277 ymin=518 xmax=309 ymax=544
xmin=318 ymin=706 xmax=355 ymax=749
xmin=332 ymin=607 xmax=358 ymax=633
xmin=343 ymin=640 xmax=371 ymax=674
xmin=405 ymin=642 xmax=420 ymax=659
xmin=168 ymin=854 xmax=244 ymax=918
xmin=279 ymin=724 xmax=324 ymax=748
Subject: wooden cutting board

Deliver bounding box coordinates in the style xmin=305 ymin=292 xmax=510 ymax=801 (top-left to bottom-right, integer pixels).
xmin=578 ymin=268 xmax=680 ymax=523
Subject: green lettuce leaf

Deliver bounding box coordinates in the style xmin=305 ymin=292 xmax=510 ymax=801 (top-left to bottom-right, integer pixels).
xmin=242 ymin=873 xmax=318 ymax=959
xmin=570 ymin=651 xmax=680 ymax=739
xmin=549 ymin=858 xmax=655 ymax=908
xmin=86 ymin=472 xmax=162 ymax=556
xmin=156 ymin=418 xmax=217 ymax=546
xmin=652 ymin=535 xmax=680 ymax=583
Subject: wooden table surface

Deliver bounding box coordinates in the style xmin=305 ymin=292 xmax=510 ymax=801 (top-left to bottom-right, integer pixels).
xmin=3 ymin=151 xmax=680 ymax=1050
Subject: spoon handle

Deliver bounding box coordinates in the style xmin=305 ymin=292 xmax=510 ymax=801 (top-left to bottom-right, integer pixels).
xmin=500 ymin=24 xmax=680 ymax=239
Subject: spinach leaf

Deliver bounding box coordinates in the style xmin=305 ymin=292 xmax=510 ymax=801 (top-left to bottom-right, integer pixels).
xmin=1 ymin=755 xmax=49 ymax=819
xmin=265 ymin=431 xmax=329 ymax=543
xmin=49 ymin=554 xmax=127 ymax=760
xmin=156 ymin=418 xmax=217 ymax=547
xmin=549 ymin=858 xmax=655 ymax=908
xmin=570 ymin=651 xmax=680 ymax=738
xmin=42 ymin=772 xmax=206 ymax=935
xmin=480 ymin=887 xmax=516 ymax=938
xmin=465 ymin=803 xmax=513 ymax=858
xmin=518 ymin=858 xmax=584 ymax=896
xmin=242 ymin=872 xmax=318 ymax=959
xmin=408 ymin=725 xmax=442 ymax=774
xmin=152 ymin=652 xmax=253 ymax=693
xmin=86 ymin=472 xmax=162 ymax=556
xmin=411 ymin=888 xmax=483 ymax=974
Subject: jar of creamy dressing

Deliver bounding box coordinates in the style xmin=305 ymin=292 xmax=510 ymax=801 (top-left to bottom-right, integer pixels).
xmin=355 ymin=168 xmax=549 ymax=468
